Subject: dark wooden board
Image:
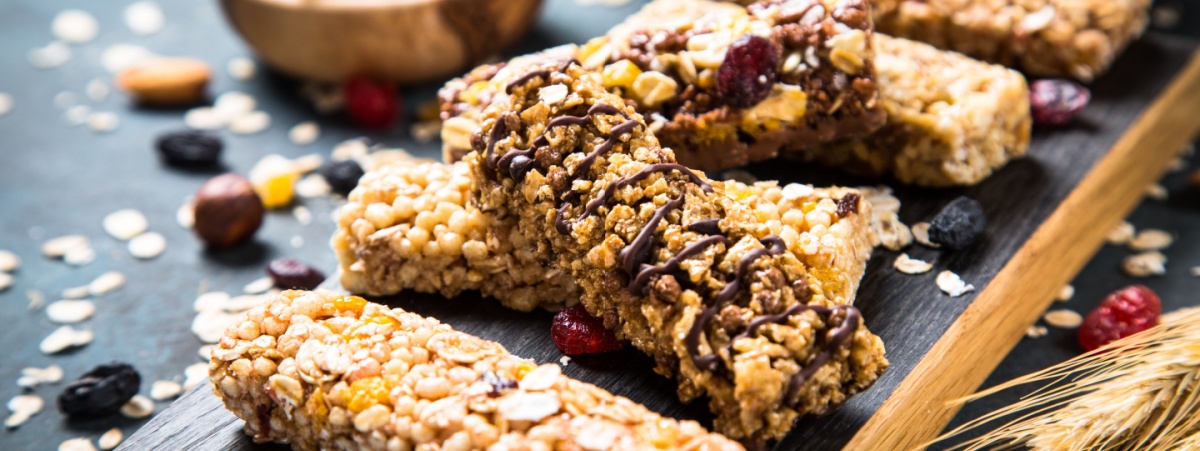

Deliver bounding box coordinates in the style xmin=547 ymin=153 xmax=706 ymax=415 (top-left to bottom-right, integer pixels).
xmin=120 ymin=32 xmax=1200 ymax=451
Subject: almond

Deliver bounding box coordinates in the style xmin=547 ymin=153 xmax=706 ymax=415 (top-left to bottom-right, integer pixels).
xmin=117 ymin=57 xmax=211 ymax=106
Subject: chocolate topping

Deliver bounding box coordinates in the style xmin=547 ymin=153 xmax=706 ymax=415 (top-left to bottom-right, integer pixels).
xmin=686 ymin=218 xmax=722 ymax=235
xmin=631 ymin=234 xmax=731 ymax=294
xmin=559 ymin=163 xmax=712 ymax=235
xmin=505 ymin=69 xmax=552 ymax=94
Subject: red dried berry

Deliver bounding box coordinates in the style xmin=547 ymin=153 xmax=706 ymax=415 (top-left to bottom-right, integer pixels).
xmin=343 ymin=75 xmax=400 ymax=129
xmin=716 ymin=35 xmax=780 ymax=109
xmin=1078 ymin=285 xmax=1162 ymax=351
xmin=551 ymin=304 xmax=623 ymax=355
xmin=267 ymin=258 xmax=326 ymax=290
xmin=1030 ymin=79 xmax=1090 ymax=126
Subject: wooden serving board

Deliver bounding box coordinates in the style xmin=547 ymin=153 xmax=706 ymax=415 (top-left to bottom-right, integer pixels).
xmin=122 ymin=31 xmax=1200 ymax=451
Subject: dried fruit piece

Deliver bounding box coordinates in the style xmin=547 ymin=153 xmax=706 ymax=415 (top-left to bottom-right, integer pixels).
xmin=1030 ymin=79 xmax=1090 ymax=126
xmin=116 ymin=57 xmax=211 ymax=106
xmin=266 ymin=258 xmax=325 ymax=290
xmin=550 ymin=304 xmax=623 ymax=355
xmin=343 ymin=75 xmax=399 ymax=128
xmin=319 ymin=160 xmax=365 ymax=196
xmin=1078 ymin=285 xmax=1162 ymax=351
xmin=58 ymin=363 xmax=141 ymax=417
xmin=928 ymin=196 xmax=987 ymax=250
xmin=156 ymin=129 xmax=222 ymax=168
xmin=716 ymin=35 xmax=779 ymax=108
xmin=193 ymin=174 xmax=264 ymax=248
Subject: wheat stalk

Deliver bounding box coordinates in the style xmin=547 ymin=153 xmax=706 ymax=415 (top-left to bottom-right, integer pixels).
xmin=927 ymin=307 xmax=1200 ymax=451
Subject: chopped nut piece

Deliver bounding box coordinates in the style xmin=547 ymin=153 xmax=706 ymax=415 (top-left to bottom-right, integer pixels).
xmin=1122 ymin=251 xmax=1167 ymax=277
xmin=894 ymin=253 xmax=933 ymax=274
xmin=1043 ymin=309 xmax=1083 ymax=329
xmin=936 ymin=270 xmax=975 ymax=297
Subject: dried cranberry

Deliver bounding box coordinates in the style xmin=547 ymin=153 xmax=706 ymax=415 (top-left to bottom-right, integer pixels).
xmin=716 ymin=35 xmax=780 ymax=109
xmin=156 ymin=129 xmax=223 ymax=168
xmin=551 ymin=304 xmax=623 ymax=355
xmin=1030 ymin=79 xmax=1090 ymax=126
xmin=1078 ymin=285 xmax=1162 ymax=351
xmin=58 ymin=363 xmax=141 ymax=417
xmin=267 ymin=258 xmax=325 ymax=290
xmin=343 ymin=75 xmax=400 ymax=129
xmin=319 ymin=160 xmax=365 ymax=196
xmin=928 ymin=196 xmax=987 ymax=250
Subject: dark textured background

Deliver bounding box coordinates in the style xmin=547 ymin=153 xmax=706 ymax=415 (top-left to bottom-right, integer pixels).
xmin=1 ymin=1 xmax=1198 ymax=450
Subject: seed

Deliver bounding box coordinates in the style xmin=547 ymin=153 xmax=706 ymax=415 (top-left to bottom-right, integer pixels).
xmin=935 ymin=270 xmax=974 ymax=297
xmin=288 ymin=121 xmax=320 ymax=145
xmin=89 ymin=271 xmax=126 ymax=296
xmin=58 ymin=363 xmax=141 ymax=417
xmin=123 ymin=1 xmax=163 ymax=35
xmin=319 ymin=160 xmax=365 ymax=196
xmin=103 ymin=209 xmax=149 ymax=240
xmin=1128 ymin=229 xmax=1172 ymax=251
xmin=98 ymin=427 xmax=123 ymax=450
xmin=29 ymin=42 xmax=72 ymax=69
xmin=1122 ymin=251 xmax=1166 ymax=277
xmin=242 ymin=276 xmax=274 ymax=294
xmin=1043 ymin=309 xmax=1083 ymax=329
xmin=59 ymin=439 xmax=96 ymax=451
xmin=46 ymin=300 xmax=96 ymax=324
xmin=149 ymin=380 xmax=182 ymax=401
xmin=43 ymin=235 xmax=90 ymax=258
xmin=911 ymin=222 xmax=940 ymax=248
xmin=1030 ymin=79 xmax=1090 ymax=126
xmin=5 ymin=394 xmax=44 ymax=428
xmin=40 ymin=326 xmax=93 ymax=354
xmin=156 ymin=130 xmax=223 ymax=168
xmin=227 ymin=57 xmax=256 ymax=80
xmin=928 ymin=196 xmax=987 ymax=250
xmin=128 ymin=232 xmax=167 ymax=259
xmin=52 ymin=10 xmax=99 ymax=44
xmin=266 ymin=258 xmax=325 ymax=290
xmin=228 ymin=111 xmax=270 ymax=135
xmin=87 ymin=112 xmax=120 ymax=133
xmin=893 ymin=253 xmax=933 ymax=274
xmin=119 ymin=395 xmax=154 ymax=419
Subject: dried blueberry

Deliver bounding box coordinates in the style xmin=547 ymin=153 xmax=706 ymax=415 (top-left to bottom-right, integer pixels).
xmin=156 ymin=129 xmax=223 ymax=168
xmin=58 ymin=362 xmax=141 ymax=417
xmin=928 ymin=196 xmax=987 ymax=250
xmin=319 ymin=160 xmax=365 ymax=196
xmin=267 ymin=258 xmax=326 ymax=290
xmin=1030 ymin=79 xmax=1090 ymax=126
xmin=716 ymin=35 xmax=780 ymax=109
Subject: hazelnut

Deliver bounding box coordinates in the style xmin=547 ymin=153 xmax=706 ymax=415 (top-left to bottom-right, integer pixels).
xmin=193 ymin=173 xmax=264 ymax=248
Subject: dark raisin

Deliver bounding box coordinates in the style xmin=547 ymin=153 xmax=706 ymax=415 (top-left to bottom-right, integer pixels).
xmin=1030 ymin=79 xmax=1090 ymax=126
xmin=480 ymin=371 xmax=517 ymax=397
xmin=266 ymin=258 xmax=326 ymax=290
xmin=319 ymin=160 xmax=365 ymax=196
xmin=928 ymin=196 xmax=987 ymax=250
xmin=155 ymin=129 xmax=223 ymax=168
xmin=551 ymin=304 xmax=623 ymax=355
xmin=58 ymin=362 xmax=141 ymax=417
xmin=836 ymin=193 xmax=861 ymax=217
xmin=716 ymin=35 xmax=780 ymax=109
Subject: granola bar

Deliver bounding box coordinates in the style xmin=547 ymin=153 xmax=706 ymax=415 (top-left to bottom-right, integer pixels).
xmin=787 ymin=35 xmax=1033 ymax=186
xmin=464 ymin=61 xmax=888 ymax=444
xmin=209 ymin=290 xmax=743 ymax=450
xmin=440 ymin=0 xmax=886 ymax=171
xmin=869 ymin=0 xmax=1151 ymax=81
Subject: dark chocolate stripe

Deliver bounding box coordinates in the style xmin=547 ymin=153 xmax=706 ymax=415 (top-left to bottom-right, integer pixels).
xmin=784 ymin=306 xmax=860 ymax=407
xmin=687 ymin=219 xmax=722 ymax=235
xmin=558 ymin=163 xmax=711 ymax=234
xmin=618 ymin=194 xmax=686 ymax=277
xmin=484 ymin=117 xmax=509 ymax=169
xmin=631 ymin=234 xmax=731 ymax=294
xmin=495 ymin=104 xmax=626 ymax=181
xmin=505 ymin=69 xmax=551 ymax=94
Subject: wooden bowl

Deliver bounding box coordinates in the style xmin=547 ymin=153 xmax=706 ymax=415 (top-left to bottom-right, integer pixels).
xmin=219 ymin=0 xmax=544 ymax=84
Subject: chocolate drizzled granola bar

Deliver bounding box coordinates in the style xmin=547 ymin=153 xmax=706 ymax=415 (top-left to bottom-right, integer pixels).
xmin=464 ymin=61 xmax=887 ymax=444
xmin=441 ymin=0 xmax=886 ymax=171
xmin=210 ymin=290 xmax=743 ymax=450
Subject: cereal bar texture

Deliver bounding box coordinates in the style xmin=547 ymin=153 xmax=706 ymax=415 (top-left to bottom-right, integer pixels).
xmin=209 ymin=290 xmax=743 ymax=450
xmin=787 ymin=35 xmax=1033 ymax=186
xmin=440 ymin=0 xmax=886 ymax=171
xmin=468 ymin=61 xmax=887 ymax=444
xmin=869 ymin=0 xmax=1151 ymax=81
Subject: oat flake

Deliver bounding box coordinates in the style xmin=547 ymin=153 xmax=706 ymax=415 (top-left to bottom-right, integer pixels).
xmin=40 ymin=325 xmax=93 ymax=354
xmin=55 ymin=91 xmax=76 ymax=109
xmin=89 ymin=271 xmax=125 ymax=295
xmin=183 ymin=363 xmax=208 ymax=390
xmin=243 ymin=277 xmax=274 ymax=295
xmin=198 ymin=345 xmax=214 ymax=360
xmin=119 ymin=395 xmax=154 ymax=419
xmin=87 ymin=112 xmax=120 ymax=133
xmin=43 ymin=234 xmax=89 ymax=258
xmin=0 ymin=273 xmax=12 ymax=292
xmin=213 ymin=92 xmax=257 ymax=119
xmin=177 ymin=197 xmax=196 ymax=228
xmin=1056 ymin=284 xmax=1074 ymax=302
xmin=63 ymin=246 xmax=96 ymax=266
xmin=17 ymin=365 xmax=64 ymax=389
xmin=289 ymin=121 xmax=320 ymax=145
xmin=128 ymin=232 xmax=166 ymax=259
xmin=893 ymin=253 xmax=932 ymax=274
xmin=936 ymin=270 xmax=974 ymax=297
xmin=781 ymin=183 xmax=814 ymax=200
xmin=103 ymin=209 xmax=148 ymax=240
xmin=65 ymin=105 xmax=91 ymax=125
xmin=150 ymin=380 xmax=182 ymax=401
xmin=0 ymin=93 xmax=12 ymax=117
xmin=1106 ymin=221 xmax=1135 ymax=245
xmin=0 ymin=250 xmax=16 ymax=272
xmin=184 ymin=107 xmax=225 ymax=130
xmin=1145 ymin=183 xmax=1168 ymax=201
xmin=227 ymin=57 xmax=256 ymax=80
xmin=1123 ymin=251 xmax=1166 ymax=277
xmin=911 ymin=222 xmax=939 ymax=248
xmin=98 ymin=427 xmax=123 ymax=450
xmin=192 ymin=309 xmax=238 ymax=343
xmin=1025 ymin=325 xmax=1048 ymax=338
xmin=124 ymin=1 xmax=164 ymax=35
xmin=29 ymin=42 xmax=72 ymax=69
xmin=46 ymin=300 xmax=96 ymax=323
xmin=194 ymin=291 xmax=231 ymax=312
xmin=86 ymin=79 xmax=109 ymax=102
xmin=5 ymin=394 xmax=43 ymax=428
xmin=52 ymin=10 xmax=99 ymax=44
xmin=1043 ymin=309 xmax=1083 ymax=329
xmin=60 ymin=438 xmax=96 ymax=451
xmin=290 ymin=236 xmax=304 ymax=248
xmin=228 ymin=111 xmax=270 ymax=134
xmin=1191 ymin=266 xmax=1200 ymax=277
xmin=101 ymin=44 xmax=156 ymax=73
xmin=296 ymin=174 xmax=332 ymax=198
xmin=1128 ymin=229 xmax=1172 ymax=251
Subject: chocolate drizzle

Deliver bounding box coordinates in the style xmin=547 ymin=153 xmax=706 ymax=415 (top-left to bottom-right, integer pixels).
xmin=686 ymin=218 xmax=722 ymax=235
xmin=631 ymin=234 xmax=731 ymax=293
xmin=557 ymin=163 xmax=711 ymax=235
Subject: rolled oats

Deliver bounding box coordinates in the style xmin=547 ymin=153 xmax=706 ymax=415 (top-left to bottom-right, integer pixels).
xmin=1106 ymin=221 xmax=1135 ymax=245
xmin=1056 ymin=284 xmax=1074 ymax=302
xmin=98 ymin=427 xmax=123 ymax=450
xmin=893 ymin=253 xmax=932 ymax=274
xmin=52 ymin=10 xmax=99 ymax=44
xmin=17 ymin=365 xmax=64 ymax=389
xmin=103 ymin=209 xmax=148 ymax=240
xmin=1128 ymin=229 xmax=1172 ymax=251
xmin=46 ymin=300 xmax=96 ymax=324
xmin=5 ymin=394 xmax=43 ymax=428
xmin=150 ymin=380 xmax=182 ymax=401
xmin=1122 ymin=251 xmax=1166 ymax=277
xmin=40 ymin=326 xmax=93 ymax=354
xmin=288 ymin=121 xmax=320 ymax=145
xmin=124 ymin=1 xmax=164 ymax=35
xmin=29 ymin=42 xmax=72 ymax=69
xmin=227 ymin=57 xmax=256 ymax=80
xmin=89 ymin=271 xmax=125 ymax=296
xmin=911 ymin=222 xmax=939 ymax=248
xmin=128 ymin=232 xmax=167 ymax=259
xmin=936 ymin=270 xmax=974 ymax=297
xmin=1043 ymin=309 xmax=1083 ymax=329
xmin=59 ymin=438 xmax=96 ymax=451
xmin=119 ymin=395 xmax=154 ymax=419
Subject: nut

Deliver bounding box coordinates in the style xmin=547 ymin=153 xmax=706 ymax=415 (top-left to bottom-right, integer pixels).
xmin=116 ymin=57 xmax=211 ymax=106
xmin=193 ymin=173 xmax=264 ymax=248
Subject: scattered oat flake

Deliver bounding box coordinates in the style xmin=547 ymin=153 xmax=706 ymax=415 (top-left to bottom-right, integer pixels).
xmin=0 ymin=273 xmax=11 ymax=292
xmin=29 ymin=41 xmax=72 ymax=68
xmin=1128 ymin=229 xmax=1173 ymax=251
xmin=52 ymin=10 xmax=99 ymax=44
xmin=411 ymin=120 xmax=440 ymax=143
xmin=874 ymin=211 xmax=913 ymax=251
xmin=103 ymin=209 xmax=148 ymax=240
xmin=1145 ymin=183 xmax=1168 ymax=201
xmin=198 ymin=345 xmax=214 ymax=360
xmin=894 ymin=253 xmax=933 ymax=274
xmin=150 ymin=380 xmax=182 ymax=401
xmin=102 ymin=44 xmax=156 ymax=73
xmin=17 ymin=365 xmax=64 ymax=389
xmin=0 ymin=93 xmax=12 ymax=117
xmin=289 ymin=121 xmax=320 ymax=145
xmin=1106 ymin=221 xmax=1135 ymax=245
xmin=60 ymin=438 xmax=97 ymax=451
xmin=296 ymin=173 xmax=332 ymax=198
xmin=291 ymin=154 xmax=324 ymax=174
xmin=40 ymin=325 xmax=93 ymax=354
xmin=228 ymin=111 xmax=270 ymax=134
xmin=64 ymin=285 xmax=91 ymax=300
xmin=65 ymin=105 xmax=91 ymax=125
xmin=86 ymin=79 xmax=109 ymax=102
xmin=559 ymin=355 xmax=571 ymax=366
xmin=290 ymin=235 xmax=304 ymax=248
xmin=63 ymin=246 xmax=96 ymax=266
xmin=119 ymin=395 xmax=154 ymax=419
xmin=27 ymin=289 xmax=45 ymax=310
xmin=5 ymin=394 xmax=43 ymax=429
xmin=293 ymin=206 xmax=313 ymax=225
xmin=192 ymin=309 xmax=238 ymax=343
xmin=1192 ymin=267 xmax=1200 ymax=277
xmin=936 ymin=270 xmax=974 ymax=297
xmin=243 ymin=277 xmax=273 ymax=294
xmin=1122 ymin=251 xmax=1167 ymax=277
xmin=55 ymin=91 xmax=76 ymax=109
xmin=1056 ymin=284 xmax=1074 ymax=302
xmin=98 ymin=427 xmax=123 ymax=450
xmin=1025 ymin=325 xmax=1048 ymax=338
xmin=214 ymin=91 xmax=257 ymax=118
xmin=128 ymin=232 xmax=167 ymax=259
xmin=1167 ymin=156 xmax=1188 ymax=172
xmin=124 ymin=1 xmax=164 ymax=35
xmin=911 ymin=222 xmax=939 ymax=248
xmin=89 ymin=271 xmax=125 ymax=295
xmin=43 ymin=234 xmax=89 ymax=258
xmin=224 ymin=295 xmax=266 ymax=312
xmin=193 ymin=291 xmax=230 ymax=312
xmin=47 ymin=300 xmax=96 ymax=323
xmin=1043 ymin=309 xmax=1083 ymax=329
xmin=0 ymin=250 xmax=21 ymax=272
xmin=227 ymin=57 xmax=256 ymax=80
xmin=87 ymin=112 xmax=119 ymax=133
xmin=184 ymin=107 xmax=225 ymax=130
xmin=183 ymin=363 xmax=208 ymax=390
xmin=177 ymin=197 xmax=196 ymax=228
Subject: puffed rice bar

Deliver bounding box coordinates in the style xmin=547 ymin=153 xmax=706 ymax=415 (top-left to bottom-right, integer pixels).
xmin=209 ymin=290 xmax=744 ymax=450
xmin=465 ymin=61 xmax=887 ymax=445
xmin=869 ymin=0 xmax=1151 ymax=81
xmin=787 ymin=34 xmax=1033 ymax=186
xmin=440 ymin=0 xmax=886 ymax=171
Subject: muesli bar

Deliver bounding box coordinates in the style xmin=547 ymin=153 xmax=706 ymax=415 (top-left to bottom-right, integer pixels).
xmin=209 ymin=290 xmax=743 ymax=450
xmin=440 ymin=0 xmax=886 ymax=171
xmin=787 ymin=35 xmax=1032 ymax=186
xmin=869 ymin=0 xmax=1151 ymax=81
xmin=464 ymin=61 xmax=887 ymax=444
